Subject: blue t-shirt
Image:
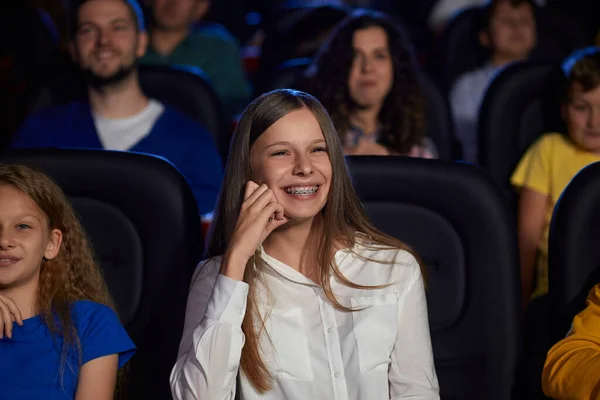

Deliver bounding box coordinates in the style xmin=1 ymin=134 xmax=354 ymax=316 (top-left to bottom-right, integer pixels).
xmin=0 ymin=300 xmax=135 ymax=399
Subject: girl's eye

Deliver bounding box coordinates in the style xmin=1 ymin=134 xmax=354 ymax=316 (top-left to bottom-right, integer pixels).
xmin=313 ymin=147 xmax=328 ymax=153
xmin=16 ymin=224 xmax=31 ymax=230
xmin=271 ymin=150 xmax=288 ymax=156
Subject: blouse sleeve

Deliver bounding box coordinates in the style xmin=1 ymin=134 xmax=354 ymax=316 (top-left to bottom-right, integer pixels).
xmin=170 ymin=258 xmax=249 ymax=400
xmin=388 ymin=257 xmax=440 ymax=399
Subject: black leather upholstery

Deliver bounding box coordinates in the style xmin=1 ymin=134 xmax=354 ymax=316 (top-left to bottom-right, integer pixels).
xmin=347 ymin=156 xmax=521 ymax=400
xmin=433 ymin=7 xmax=483 ymax=90
xmin=478 ymin=62 xmax=563 ymax=203
xmin=29 ymin=63 xmax=228 ymax=159
xmin=266 ymin=57 xmax=312 ymax=92
xmin=1 ymin=148 xmax=204 ymax=400
xmin=548 ymin=161 xmax=600 ymax=340
xmin=139 ymin=64 xmax=226 ymax=155
xmin=254 ymin=5 xmax=350 ymax=95
xmin=419 ymin=72 xmax=455 ymax=160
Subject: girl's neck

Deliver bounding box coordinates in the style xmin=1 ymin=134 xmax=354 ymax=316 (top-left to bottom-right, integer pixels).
xmin=263 ymin=218 xmax=318 ymax=275
xmin=1 ymin=276 xmax=39 ymax=320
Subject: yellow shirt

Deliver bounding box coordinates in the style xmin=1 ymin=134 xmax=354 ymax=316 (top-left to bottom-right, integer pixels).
xmin=543 ymin=283 xmax=600 ymax=399
xmin=511 ymin=133 xmax=600 ymax=298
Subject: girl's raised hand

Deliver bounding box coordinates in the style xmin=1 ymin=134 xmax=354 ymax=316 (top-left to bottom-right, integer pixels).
xmin=0 ymin=294 xmax=23 ymax=339
xmin=221 ymin=181 xmax=288 ymax=280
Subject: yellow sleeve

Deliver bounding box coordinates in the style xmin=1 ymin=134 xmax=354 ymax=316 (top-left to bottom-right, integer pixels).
xmin=542 ymin=284 xmax=600 ymax=399
xmin=511 ymin=134 xmax=554 ymax=196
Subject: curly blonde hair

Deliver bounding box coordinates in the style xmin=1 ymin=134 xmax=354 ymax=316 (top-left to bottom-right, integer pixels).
xmin=0 ymin=164 xmax=115 ymax=375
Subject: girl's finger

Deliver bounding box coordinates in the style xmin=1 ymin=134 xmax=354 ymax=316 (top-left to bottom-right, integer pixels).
xmin=242 ymin=184 xmax=269 ymax=211
xmin=1 ymin=297 xmax=22 ymax=326
xmin=265 ymin=204 xmax=288 ymax=235
xmin=0 ymin=301 xmax=12 ymax=339
xmin=243 ymin=180 xmax=260 ymax=200
xmin=247 ymin=188 xmax=277 ymax=215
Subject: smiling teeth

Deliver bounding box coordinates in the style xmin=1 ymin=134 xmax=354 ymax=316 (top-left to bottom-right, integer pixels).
xmin=285 ymin=186 xmax=318 ymax=195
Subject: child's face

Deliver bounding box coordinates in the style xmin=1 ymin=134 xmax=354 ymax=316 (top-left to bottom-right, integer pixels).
xmin=0 ymin=185 xmax=62 ymax=293
xmin=484 ymin=1 xmax=536 ymax=61
xmin=249 ymin=108 xmax=332 ymax=224
xmin=564 ymin=83 xmax=600 ymax=154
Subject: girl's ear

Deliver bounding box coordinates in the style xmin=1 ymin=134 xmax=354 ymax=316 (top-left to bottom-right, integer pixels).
xmin=44 ymin=229 xmax=63 ymax=260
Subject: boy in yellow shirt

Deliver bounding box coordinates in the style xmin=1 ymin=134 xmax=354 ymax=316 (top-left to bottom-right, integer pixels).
xmin=543 ymin=283 xmax=600 ymax=399
xmin=511 ymin=47 xmax=600 ymax=307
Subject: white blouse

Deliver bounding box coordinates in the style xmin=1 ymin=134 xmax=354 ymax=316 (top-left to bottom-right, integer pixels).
xmin=170 ymin=240 xmax=439 ymax=400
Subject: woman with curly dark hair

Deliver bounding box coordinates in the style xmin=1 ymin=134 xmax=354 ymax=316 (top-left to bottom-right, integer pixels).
xmin=307 ymin=9 xmax=436 ymax=157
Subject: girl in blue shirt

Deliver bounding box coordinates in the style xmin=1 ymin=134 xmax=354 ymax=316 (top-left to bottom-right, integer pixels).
xmin=0 ymin=164 xmax=135 ymax=399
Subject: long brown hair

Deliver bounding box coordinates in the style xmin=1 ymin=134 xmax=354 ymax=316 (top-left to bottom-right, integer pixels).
xmin=307 ymin=9 xmax=426 ymax=154
xmin=0 ymin=164 xmax=115 ymax=376
xmin=207 ymin=89 xmax=423 ymax=393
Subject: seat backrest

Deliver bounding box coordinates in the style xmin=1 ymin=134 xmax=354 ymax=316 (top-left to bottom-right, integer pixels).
xmin=254 ymin=5 xmax=350 ymax=94
xmin=269 ymin=57 xmax=456 ymax=159
xmin=433 ymin=6 xmax=483 ymax=90
xmin=347 ymin=156 xmax=520 ymax=400
xmin=548 ymin=162 xmax=600 ymax=339
xmin=267 ymin=57 xmax=312 ymax=92
xmin=139 ymin=64 xmax=227 ymax=156
xmin=534 ymin=10 xmax=589 ymax=63
xmin=478 ymin=61 xmax=562 ymax=202
xmin=29 ymin=63 xmax=228 ymax=159
xmin=1 ymin=148 xmax=203 ymax=400
xmin=419 ymin=73 xmax=456 ymax=160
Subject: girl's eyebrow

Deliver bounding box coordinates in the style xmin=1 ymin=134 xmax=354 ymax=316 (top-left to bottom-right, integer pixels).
xmin=264 ymin=139 xmax=326 ymax=150
xmin=11 ymin=213 xmax=42 ymax=222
